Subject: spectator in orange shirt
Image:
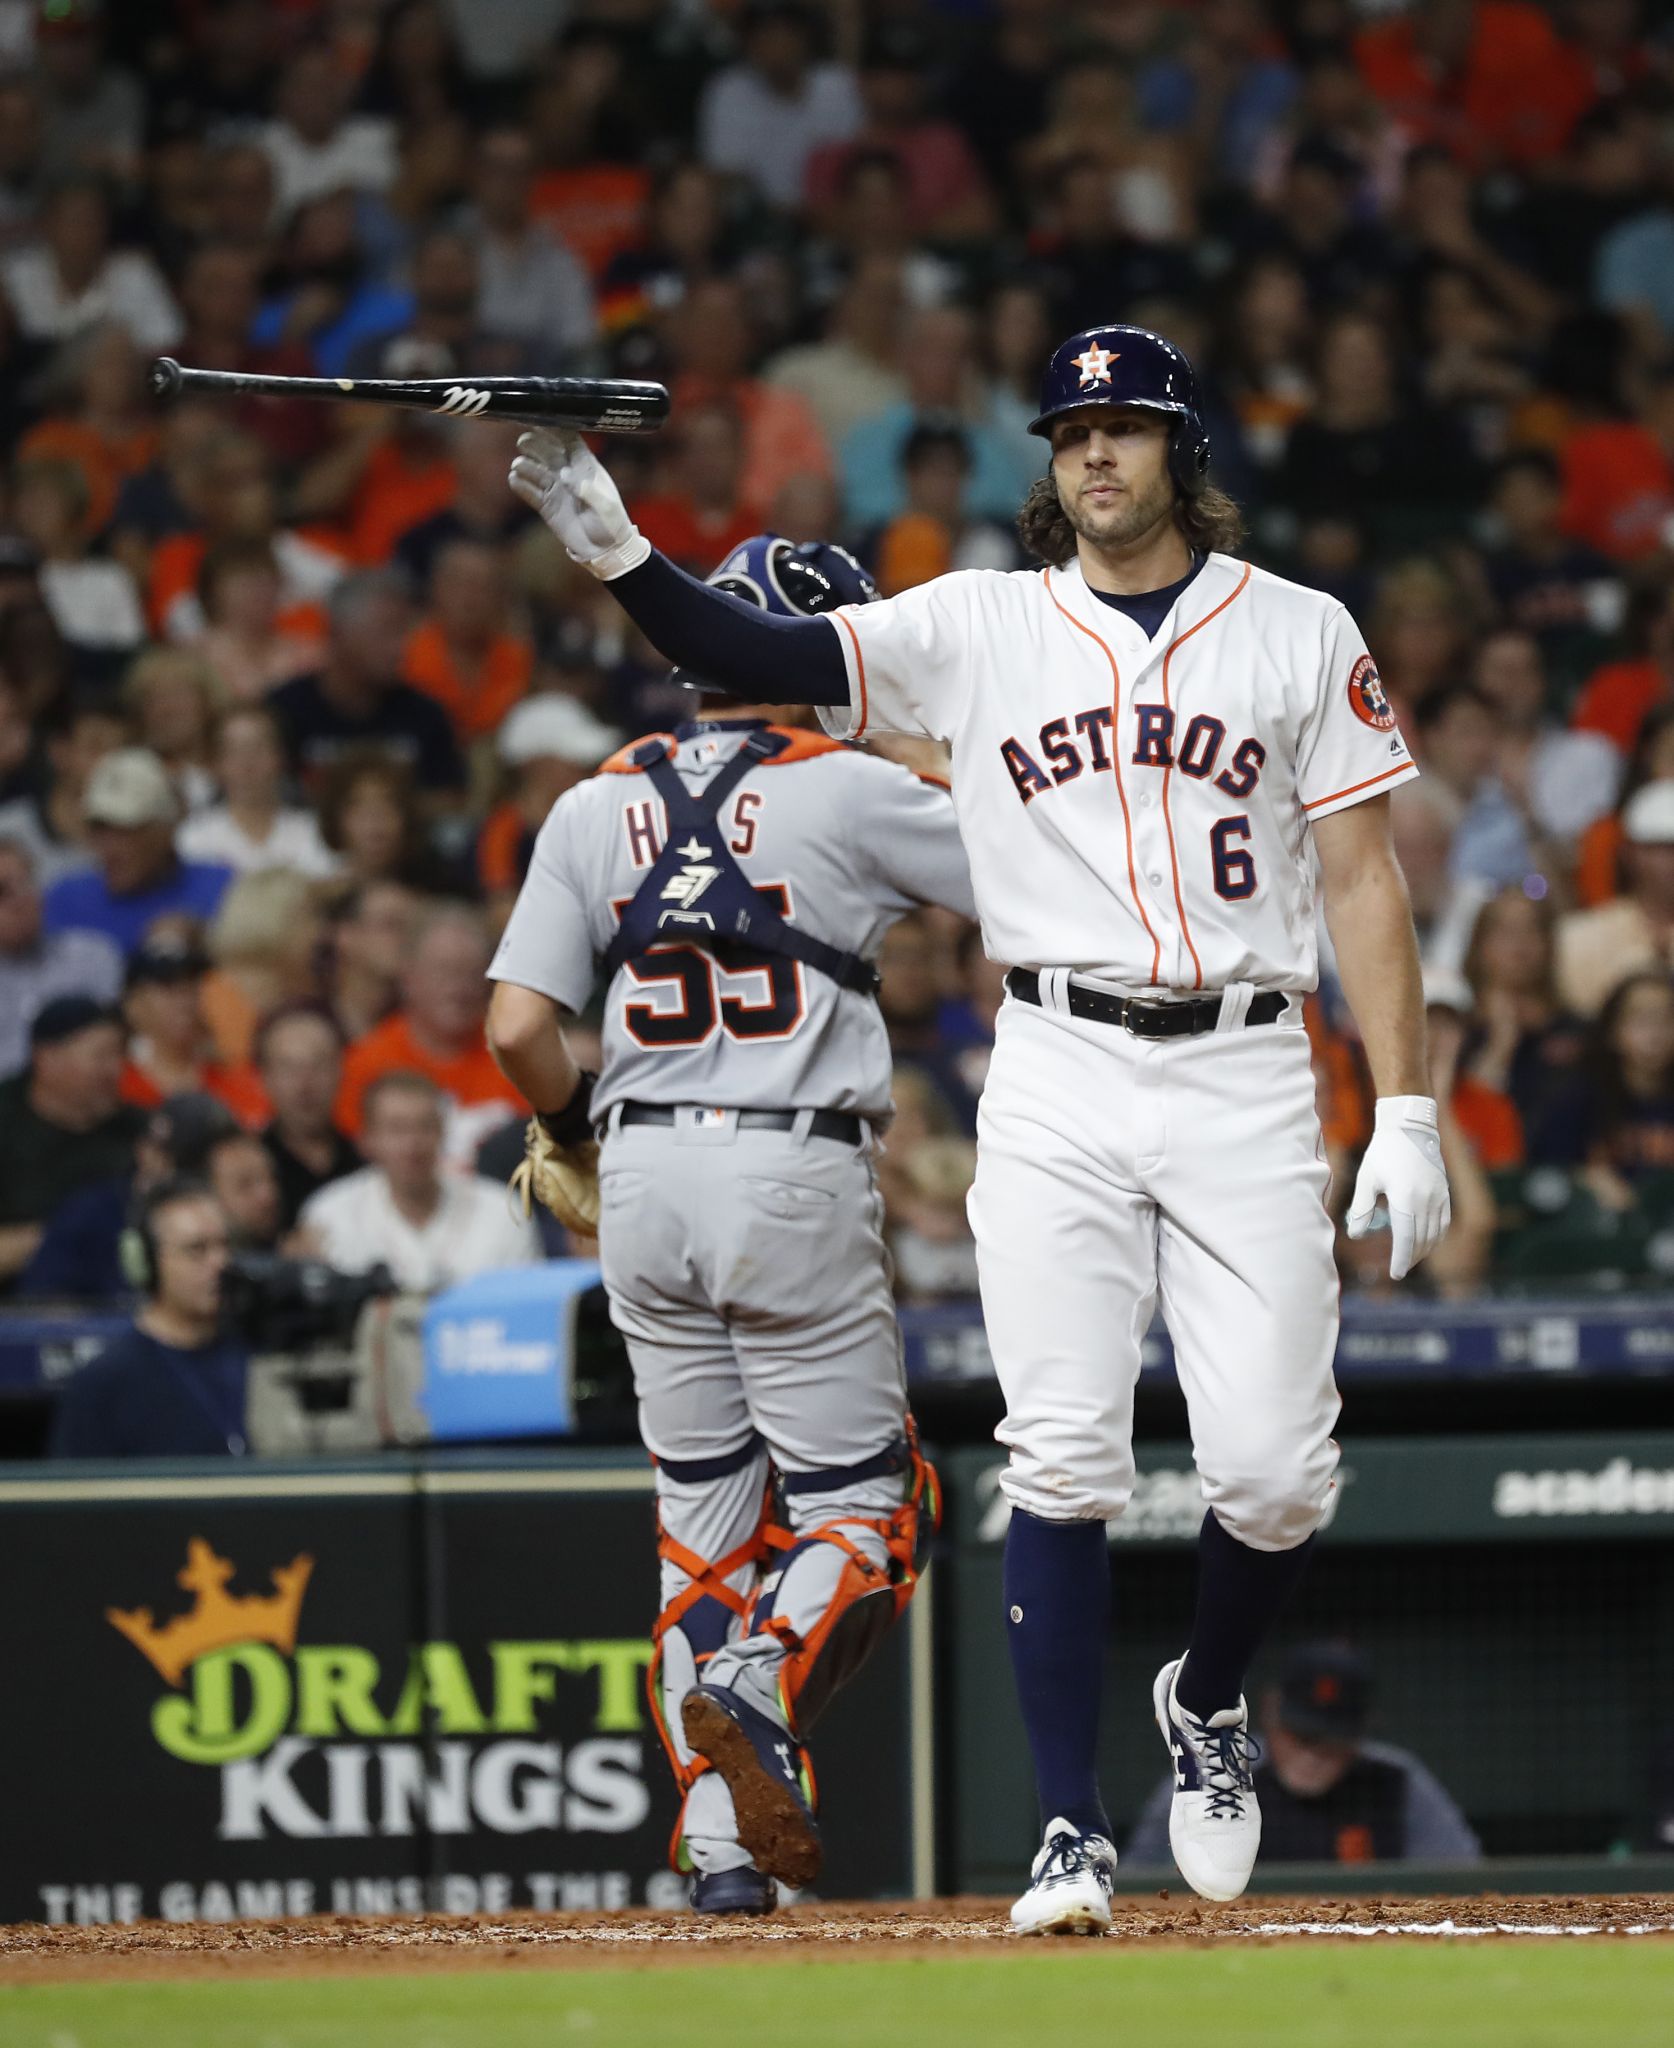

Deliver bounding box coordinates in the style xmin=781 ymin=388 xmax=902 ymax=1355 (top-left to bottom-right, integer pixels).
xmin=1355 ymin=0 xmax=1592 ymax=172
xmin=119 ymin=933 xmax=268 ymax=1125
xmin=19 ymin=321 xmax=157 ymax=541
xmin=631 ymin=400 xmax=768 ymax=578
xmin=666 ymin=278 xmax=833 ymax=513
xmin=336 ymin=902 xmax=522 ymax=1158
xmin=524 ymin=30 xmax=652 ymax=282
xmin=402 ymin=538 xmax=532 ymax=744
xmin=1572 ymin=581 xmax=1674 ymax=755
xmin=478 ymin=692 xmax=621 ymax=923
xmin=1559 ymin=367 xmax=1674 ymax=563
xmin=1576 ymin=707 xmax=1674 ymax=907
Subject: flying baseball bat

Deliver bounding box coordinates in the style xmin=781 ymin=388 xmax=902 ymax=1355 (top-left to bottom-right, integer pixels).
xmin=147 ymin=357 xmax=670 ymax=435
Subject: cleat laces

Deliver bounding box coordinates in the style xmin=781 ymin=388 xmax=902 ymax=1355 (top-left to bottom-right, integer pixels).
xmin=1195 ymin=1720 xmax=1260 ymax=1821
xmin=1038 ymin=1832 xmax=1111 ymax=1888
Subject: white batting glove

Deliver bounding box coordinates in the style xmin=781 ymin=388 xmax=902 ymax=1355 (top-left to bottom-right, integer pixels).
xmin=1346 ymin=1096 xmax=1452 ymax=1281
xmin=508 ymin=428 xmax=650 ymax=580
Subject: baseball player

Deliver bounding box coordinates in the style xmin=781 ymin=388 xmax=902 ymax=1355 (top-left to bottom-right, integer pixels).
xmin=508 ymin=323 xmax=1452 ymax=1933
xmin=485 ymin=534 xmax=974 ymax=1915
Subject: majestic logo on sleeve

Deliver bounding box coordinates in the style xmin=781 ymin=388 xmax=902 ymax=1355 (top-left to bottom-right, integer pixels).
xmin=1348 ymin=655 xmax=1397 ymax=732
xmin=1071 ymin=344 xmax=1118 ymax=388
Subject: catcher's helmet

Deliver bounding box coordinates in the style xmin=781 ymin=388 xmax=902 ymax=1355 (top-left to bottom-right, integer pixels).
xmin=707 ymin=533 xmax=877 ymax=616
xmin=676 ymin=533 xmax=877 ymax=693
xmin=1028 ymin=324 xmax=1212 ymax=499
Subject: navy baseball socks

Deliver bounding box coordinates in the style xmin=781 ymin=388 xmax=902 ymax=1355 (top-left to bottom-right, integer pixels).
xmin=1003 ymin=1509 xmax=1113 ymax=1841
xmin=1150 ymin=1512 xmax=1316 ymax=1904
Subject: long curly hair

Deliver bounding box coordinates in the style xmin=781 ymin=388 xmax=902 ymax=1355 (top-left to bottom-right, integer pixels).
xmin=1016 ymin=472 xmax=1246 ymax=567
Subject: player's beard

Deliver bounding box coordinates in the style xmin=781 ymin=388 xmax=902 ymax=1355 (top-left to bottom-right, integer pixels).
xmin=1061 ymin=468 xmax=1175 ymax=552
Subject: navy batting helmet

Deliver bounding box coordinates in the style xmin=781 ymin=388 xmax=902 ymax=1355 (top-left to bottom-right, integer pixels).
xmin=1028 ymin=324 xmax=1212 ymax=499
xmin=676 ymin=533 xmax=877 ymax=692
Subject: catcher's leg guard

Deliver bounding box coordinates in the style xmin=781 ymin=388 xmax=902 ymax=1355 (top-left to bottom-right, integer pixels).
xmin=647 ymin=1437 xmax=774 ymax=1874
xmin=705 ymin=1427 xmax=940 ymax=1738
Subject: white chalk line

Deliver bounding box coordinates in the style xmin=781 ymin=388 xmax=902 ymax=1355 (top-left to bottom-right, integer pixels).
xmin=1245 ymin=1920 xmax=1666 ymax=1939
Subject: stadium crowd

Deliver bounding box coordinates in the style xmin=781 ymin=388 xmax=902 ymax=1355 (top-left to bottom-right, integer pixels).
xmin=1 ymin=0 xmax=1673 ymax=1317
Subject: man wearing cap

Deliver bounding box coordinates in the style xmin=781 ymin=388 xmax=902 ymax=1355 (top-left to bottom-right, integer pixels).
xmin=1556 ymin=782 xmax=1674 ymax=1018
xmin=40 ymin=747 xmax=232 ymax=957
xmin=1125 ymin=1642 xmax=1481 ymax=1868
xmin=0 ymin=831 xmax=121 ymax=1078
xmin=0 ymin=994 xmax=141 ymax=1288
xmin=119 ymin=933 xmax=267 ymax=1122
xmin=478 ymin=694 xmax=622 ymax=917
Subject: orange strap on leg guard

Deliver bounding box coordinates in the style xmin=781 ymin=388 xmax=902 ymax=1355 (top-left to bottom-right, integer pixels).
xmin=758 ymin=1423 xmax=941 ymax=1736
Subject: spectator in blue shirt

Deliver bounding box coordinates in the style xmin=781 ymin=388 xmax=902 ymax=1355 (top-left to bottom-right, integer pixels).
xmin=49 ymin=1175 xmax=250 ymax=1459
xmin=41 ymin=749 xmax=231 ymax=958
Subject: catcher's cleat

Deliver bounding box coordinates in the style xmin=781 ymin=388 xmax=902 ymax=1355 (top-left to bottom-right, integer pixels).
xmin=690 ymin=1863 xmax=776 ymax=1916
xmin=1009 ymin=1817 xmax=1118 ymax=1936
xmin=1152 ymin=1657 xmax=1261 ymax=1902
xmin=682 ymin=1682 xmax=821 ymax=1889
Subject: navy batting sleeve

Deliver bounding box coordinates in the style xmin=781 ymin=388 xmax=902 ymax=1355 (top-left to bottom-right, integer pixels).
xmin=608 ymin=551 xmax=850 ymax=705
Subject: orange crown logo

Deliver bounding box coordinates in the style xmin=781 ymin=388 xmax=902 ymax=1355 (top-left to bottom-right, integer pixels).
xmin=106 ymin=1538 xmax=314 ymax=1688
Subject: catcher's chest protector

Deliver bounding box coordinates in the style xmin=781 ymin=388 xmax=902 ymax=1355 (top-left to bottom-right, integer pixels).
xmin=598 ymin=732 xmax=879 ymax=998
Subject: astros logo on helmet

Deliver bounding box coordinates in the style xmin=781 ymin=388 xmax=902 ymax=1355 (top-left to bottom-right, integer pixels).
xmin=1030 ymin=324 xmax=1212 ymax=500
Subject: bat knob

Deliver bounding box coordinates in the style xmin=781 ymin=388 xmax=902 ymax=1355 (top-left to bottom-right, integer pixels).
xmin=148 ymin=357 xmax=183 ymax=402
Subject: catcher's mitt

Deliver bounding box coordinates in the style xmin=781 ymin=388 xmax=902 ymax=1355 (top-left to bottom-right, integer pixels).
xmin=509 ymin=1076 xmax=600 ymax=1236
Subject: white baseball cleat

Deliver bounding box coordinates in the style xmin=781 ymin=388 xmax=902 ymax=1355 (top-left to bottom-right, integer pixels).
xmin=1008 ymin=1817 xmax=1119 ymax=1935
xmin=1152 ymin=1658 xmax=1262 ymax=1902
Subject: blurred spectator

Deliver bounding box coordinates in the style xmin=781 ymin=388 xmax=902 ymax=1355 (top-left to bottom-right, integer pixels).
xmin=35 ymin=0 xmax=144 ymax=186
xmin=48 ymin=1176 xmax=248 ymax=1459
xmin=459 ymin=125 xmax=597 ymax=364
xmin=1017 ymin=49 xmax=1192 ymax=246
xmin=632 ymin=400 xmax=765 ymax=576
xmin=257 ymin=1003 xmax=360 ymax=1232
xmin=123 ymin=648 xmax=221 ymax=814
xmin=1576 ymin=969 xmax=1674 ymax=1212
xmin=1367 ymin=558 xmax=1475 ymax=714
xmin=697 ymin=0 xmax=862 ymax=211
xmin=875 ymin=912 xmax=975 ymax=1133
xmin=889 ymin=1136 xmax=981 ymax=1304
xmin=118 ymin=935 xmax=265 ymax=1124
xmin=1128 ymin=1641 xmax=1481 ymax=1864
xmin=271 ymin=571 xmax=466 ymax=801
xmin=324 ymin=878 xmax=419 ymax=1043
xmin=362 ymin=0 xmax=471 ymax=125
xmin=202 ymin=1128 xmax=284 ymax=1256
xmin=248 ymin=192 xmax=411 ymax=383
xmin=0 ymin=833 xmax=121 ymax=1079
xmin=178 ymin=706 xmax=338 ymax=883
xmin=1238 ymin=137 xmax=1391 ymax=312
xmin=1471 ymin=625 xmax=1619 ymax=849
xmin=335 ymin=903 xmax=521 ymax=1155
xmin=1557 ymin=364 xmax=1674 ymax=564
xmin=841 ymin=303 xmax=1025 ymax=530
xmin=1462 ymin=886 xmax=1591 ymax=1165
xmin=298 ymin=1068 xmax=538 ymax=1291
xmin=172 ymin=244 xmax=328 ymax=469
xmin=190 ymin=540 xmax=326 ymax=703
xmin=200 ymin=869 xmax=329 ymax=1070
xmin=259 ymin=43 xmax=397 ymax=217
xmin=1480 ymin=450 xmax=1624 ymax=672
xmin=871 ymin=419 xmax=1018 ymax=594
xmin=1136 ymin=0 xmax=1299 ymax=189
xmin=18 ymin=323 xmax=158 ymax=552
xmin=765 ymin=254 xmax=908 ymax=452
xmin=805 ymin=24 xmax=995 ymax=242
xmin=945 ymin=0 xmax=1059 ymax=196
xmin=597 ymin=161 xmax=731 ymax=343
xmin=41 ymin=749 xmax=231 ymax=957
xmin=666 ymin=277 xmax=833 ymax=514
xmin=1572 ymin=581 xmax=1674 ymax=757
xmin=478 ymin=694 xmax=622 ymax=920
xmin=521 ymin=29 xmax=652 ymax=282
xmin=1388 ymin=780 xmax=1491 ymax=975
xmin=402 ymin=538 xmax=532 ymax=744
xmin=1026 ymin=151 xmax=1198 ymax=343
xmin=316 ymin=751 xmax=441 ymax=893
xmin=0 ymin=693 xmax=124 ymax=890
xmin=0 ymin=995 xmax=138 ymax=1289
xmin=1411 ymin=684 xmax=1540 ymax=891
xmin=1576 ymin=706 xmax=1674 ymax=908
xmin=20 ymin=1089 xmax=236 ymax=1304
xmin=1 ymin=175 xmax=181 ymax=354
xmin=0 ymin=75 xmax=45 ymax=248
xmin=1421 ymin=967 xmax=1515 ymax=1295
xmin=394 ymin=422 xmax=531 ymax=588
xmin=1557 ymin=782 xmax=1674 ymax=1016
xmin=341 ymin=228 xmax=489 ymax=382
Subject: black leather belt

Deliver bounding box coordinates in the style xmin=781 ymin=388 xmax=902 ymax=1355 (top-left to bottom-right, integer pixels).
xmin=617 ymin=1102 xmax=864 ymax=1143
xmin=1005 ymin=969 xmax=1288 ymax=1038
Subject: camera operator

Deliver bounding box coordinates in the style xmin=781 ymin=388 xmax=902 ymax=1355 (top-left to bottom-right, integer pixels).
xmin=49 ymin=1178 xmax=249 ymax=1459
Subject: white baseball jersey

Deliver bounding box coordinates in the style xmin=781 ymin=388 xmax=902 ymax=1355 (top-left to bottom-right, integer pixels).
xmin=489 ymin=721 xmax=975 ymax=1120
xmin=816 ymin=552 xmax=1418 ymax=994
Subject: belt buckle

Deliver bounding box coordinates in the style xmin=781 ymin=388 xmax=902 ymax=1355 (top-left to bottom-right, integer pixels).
xmin=1123 ymin=1000 xmax=1169 ymax=1039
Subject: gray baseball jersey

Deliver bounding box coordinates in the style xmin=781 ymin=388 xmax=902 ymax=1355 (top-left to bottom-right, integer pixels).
xmin=488 ymin=720 xmax=975 ymax=1121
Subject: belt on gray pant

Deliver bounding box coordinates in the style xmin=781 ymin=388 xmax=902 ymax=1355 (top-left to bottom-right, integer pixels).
xmin=616 ymin=1101 xmax=864 ymax=1144
xmin=1005 ymin=969 xmax=1288 ymax=1038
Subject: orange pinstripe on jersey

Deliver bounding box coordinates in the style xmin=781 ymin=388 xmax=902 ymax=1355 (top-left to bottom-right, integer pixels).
xmin=1158 ymin=562 xmax=1253 ymax=990
xmin=835 ymin=613 xmax=870 ymax=738
xmin=1043 ymin=568 xmax=1162 ymax=987
xmin=1300 ymin=761 xmax=1412 ymax=812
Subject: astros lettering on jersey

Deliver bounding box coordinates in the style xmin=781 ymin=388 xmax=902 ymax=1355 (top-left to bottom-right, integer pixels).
xmin=817 ymin=552 xmax=1416 ymax=992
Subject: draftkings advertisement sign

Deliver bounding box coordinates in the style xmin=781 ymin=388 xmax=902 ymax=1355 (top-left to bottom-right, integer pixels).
xmin=0 ymin=1462 xmax=921 ymax=1925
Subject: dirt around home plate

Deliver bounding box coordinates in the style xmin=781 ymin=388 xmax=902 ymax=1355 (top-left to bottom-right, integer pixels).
xmin=2 ymin=1896 xmax=1672 ymax=1982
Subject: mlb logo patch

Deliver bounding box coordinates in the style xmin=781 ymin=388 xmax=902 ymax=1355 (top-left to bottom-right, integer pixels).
xmin=686 ymin=1107 xmax=729 ymax=1130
